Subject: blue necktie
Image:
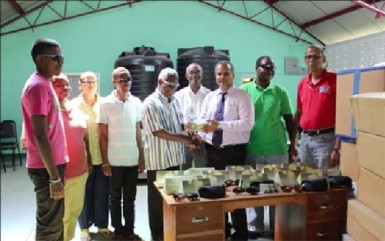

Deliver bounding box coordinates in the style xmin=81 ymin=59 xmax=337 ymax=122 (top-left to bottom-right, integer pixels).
xmin=212 ymin=92 xmax=227 ymax=148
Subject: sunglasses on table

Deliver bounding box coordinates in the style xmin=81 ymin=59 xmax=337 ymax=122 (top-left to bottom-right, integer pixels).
xmin=305 ymin=54 xmax=322 ymax=60
xmin=119 ymin=77 xmax=132 ymax=83
xmin=280 ymin=184 xmax=304 ymax=193
xmin=42 ymin=54 xmax=64 ymax=62
xmin=232 ymin=186 xmax=259 ymax=195
xmin=173 ymin=193 xmax=199 ymax=202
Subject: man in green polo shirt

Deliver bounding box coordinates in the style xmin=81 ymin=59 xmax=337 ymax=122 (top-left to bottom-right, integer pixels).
xmin=240 ymin=56 xmax=296 ymax=239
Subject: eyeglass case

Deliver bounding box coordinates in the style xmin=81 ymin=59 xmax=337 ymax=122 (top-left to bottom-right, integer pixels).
xmin=301 ymin=178 xmax=329 ymax=192
xmin=328 ymin=176 xmax=352 ymax=189
xmin=198 ymin=185 xmax=226 ymax=199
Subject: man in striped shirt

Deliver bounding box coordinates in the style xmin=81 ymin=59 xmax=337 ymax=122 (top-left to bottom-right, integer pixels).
xmin=142 ymin=67 xmax=198 ymax=241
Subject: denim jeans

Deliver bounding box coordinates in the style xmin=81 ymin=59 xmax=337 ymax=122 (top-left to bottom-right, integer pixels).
xmin=28 ymin=164 xmax=66 ymax=241
xmin=78 ymin=165 xmax=110 ymax=229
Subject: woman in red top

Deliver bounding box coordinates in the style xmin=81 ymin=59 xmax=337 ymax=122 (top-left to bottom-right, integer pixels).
xmin=52 ymin=74 xmax=90 ymax=241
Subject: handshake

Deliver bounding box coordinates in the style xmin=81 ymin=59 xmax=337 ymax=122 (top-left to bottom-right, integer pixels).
xmin=184 ymin=133 xmax=202 ymax=153
xmin=183 ymin=119 xmax=222 ymax=152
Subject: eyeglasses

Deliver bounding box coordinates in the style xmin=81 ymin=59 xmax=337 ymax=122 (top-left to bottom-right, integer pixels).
xmin=119 ymin=78 xmax=132 ymax=84
xmin=305 ymin=54 xmax=322 ymax=60
xmin=42 ymin=54 xmax=64 ymax=62
xmin=258 ymin=64 xmax=275 ymax=71
xmin=173 ymin=193 xmax=199 ymax=201
xmin=280 ymin=185 xmax=304 ymax=193
xmin=80 ymin=80 xmax=97 ymax=85
xmin=162 ymin=80 xmax=180 ymax=89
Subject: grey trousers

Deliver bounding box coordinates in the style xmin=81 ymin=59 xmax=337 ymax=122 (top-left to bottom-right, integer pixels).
xmin=299 ymin=132 xmax=336 ymax=169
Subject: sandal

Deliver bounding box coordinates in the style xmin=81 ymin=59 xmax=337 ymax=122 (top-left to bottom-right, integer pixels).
xmin=98 ymin=228 xmax=114 ymax=239
xmin=80 ymin=229 xmax=91 ymax=241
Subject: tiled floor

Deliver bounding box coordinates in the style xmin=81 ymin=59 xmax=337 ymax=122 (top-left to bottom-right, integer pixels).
xmin=0 ymin=160 xmax=151 ymax=241
xmin=1 ymin=159 xmax=273 ymax=241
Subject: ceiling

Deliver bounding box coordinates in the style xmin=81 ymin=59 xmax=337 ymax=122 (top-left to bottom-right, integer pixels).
xmin=1 ymin=0 xmax=385 ymax=46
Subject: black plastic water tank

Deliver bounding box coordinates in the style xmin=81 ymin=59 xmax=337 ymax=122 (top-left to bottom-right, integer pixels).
xmin=177 ymin=46 xmax=230 ymax=91
xmin=114 ymin=45 xmax=173 ymax=100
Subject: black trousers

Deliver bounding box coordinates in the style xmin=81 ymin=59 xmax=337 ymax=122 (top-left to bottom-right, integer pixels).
xmin=147 ymin=166 xmax=179 ymax=240
xmin=206 ymin=143 xmax=248 ymax=240
xmin=110 ymin=165 xmax=139 ymax=234
xmin=28 ymin=164 xmax=66 ymax=241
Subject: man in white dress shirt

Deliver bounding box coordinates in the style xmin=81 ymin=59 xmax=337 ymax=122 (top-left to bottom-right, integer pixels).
xmin=174 ymin=63 xmax=211 ymax=169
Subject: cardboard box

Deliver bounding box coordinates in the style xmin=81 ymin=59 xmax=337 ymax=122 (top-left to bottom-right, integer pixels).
xmin=347 ymin=199 xmax=385 ymax=241
xmin=357 ymin=167 xmax=385 ymax=217
xmin=340 ymin=142 xmax=359 ymax=181
xmin=357 ymin=131 xmax=385 ymax=179
xmin=351 ymin=92 xmax=385 ymax=137
xmin=336 ymin=66 xmax=385 ymax=139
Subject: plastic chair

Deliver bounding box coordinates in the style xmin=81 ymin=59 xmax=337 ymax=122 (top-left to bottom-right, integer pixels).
xmin=0 ymin=120 xmax=23 ymax=171
xmin=0 ymin=152 xmax=5 ymax=172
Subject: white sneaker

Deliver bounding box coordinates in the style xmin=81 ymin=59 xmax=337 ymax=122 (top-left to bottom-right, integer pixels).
xmin=247 ymin=225 xmax=263 ymax=233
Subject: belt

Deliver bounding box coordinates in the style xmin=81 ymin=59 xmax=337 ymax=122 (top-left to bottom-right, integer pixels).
xmin=206 ymin=143 xmax=245 ymax=149
xmin=303 ymin=127 xmax=335 ymax=136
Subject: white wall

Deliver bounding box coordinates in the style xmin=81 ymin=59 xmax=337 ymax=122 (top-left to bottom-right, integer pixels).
xmin=326 ymin=31 xmax=385 ymax=71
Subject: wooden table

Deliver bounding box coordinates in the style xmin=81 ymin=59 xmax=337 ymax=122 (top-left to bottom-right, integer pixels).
xmin=159 ymin=187 xmax=351 ymax=241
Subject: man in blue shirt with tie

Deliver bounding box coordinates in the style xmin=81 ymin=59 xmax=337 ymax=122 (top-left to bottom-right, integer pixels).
xmin=200 ymin=61 xmax=255 ymax=240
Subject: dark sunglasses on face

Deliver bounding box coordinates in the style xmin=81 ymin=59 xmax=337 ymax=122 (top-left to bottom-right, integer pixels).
xmin=42 ymin=54 xmax=64 ymax=62
xmin=259 ymin=64 xmax=275 ymax=71
xmin=305 ymin=54 xmax=322 ymax=60
xmin=163 ymin=80 xmax=180 ymax=89
xmin=119 ymin=77 xmax=132 ymax=84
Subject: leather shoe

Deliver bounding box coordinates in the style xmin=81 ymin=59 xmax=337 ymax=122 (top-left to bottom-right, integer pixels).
xmin=248 ymin=231 xmax=262 ymax=240
xmin=230 ymin=232 xmax=249 ymax=241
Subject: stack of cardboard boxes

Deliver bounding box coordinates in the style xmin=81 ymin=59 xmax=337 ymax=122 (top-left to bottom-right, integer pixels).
xmin=344 ymin=92 xmax=385 ymax=241
xmin=336 ymin=66 xmax=385 ymax=241
xmin=336 ymin=66 xmax=385 ymax=182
